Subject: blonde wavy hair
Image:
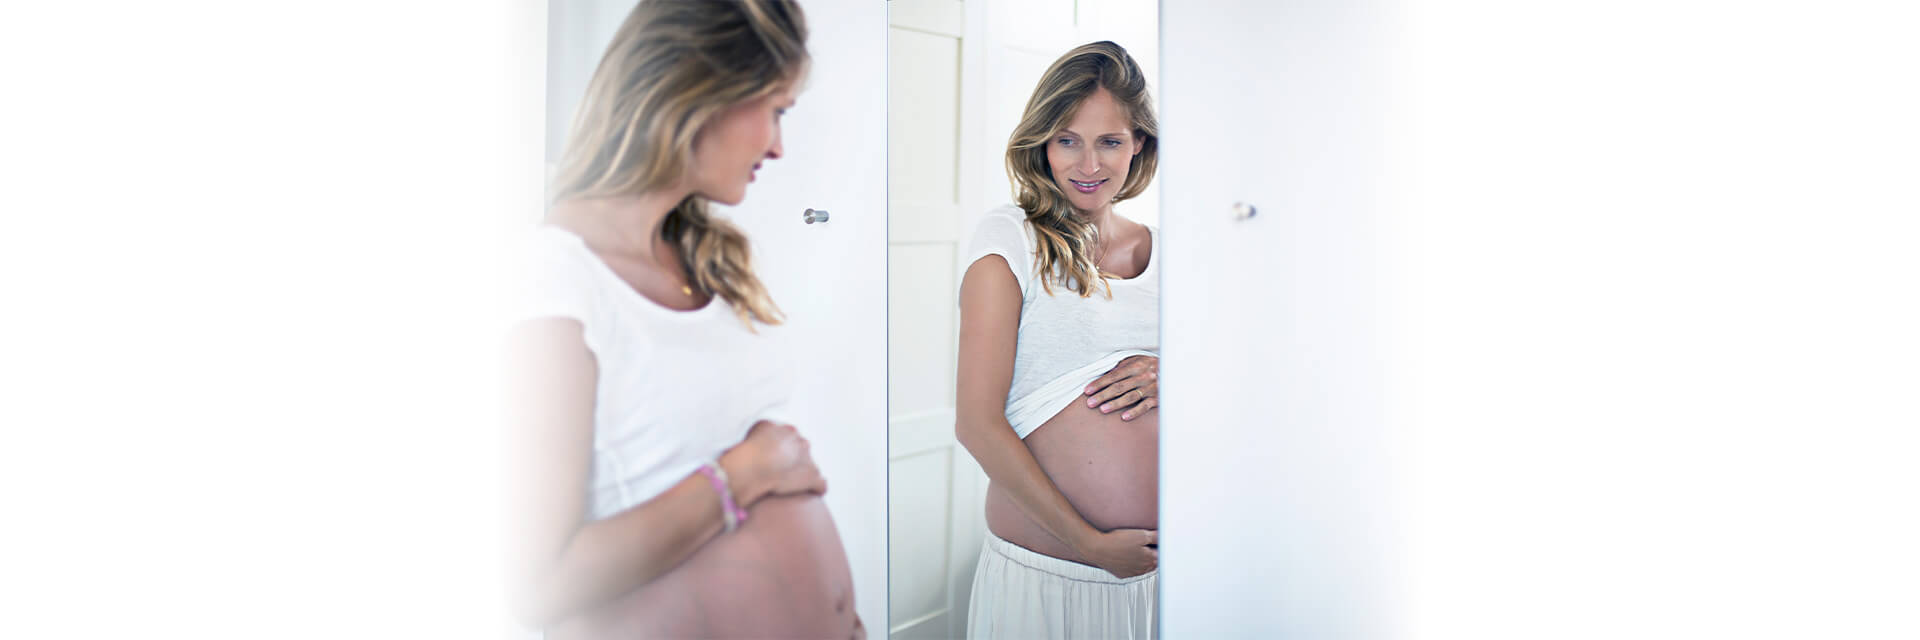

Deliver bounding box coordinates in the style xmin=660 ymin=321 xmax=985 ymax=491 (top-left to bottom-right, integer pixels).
xmin=550 ymin=0 xmax=808 ymax=326
xmin=1006 ymin=41 xmax=1159 ymax=297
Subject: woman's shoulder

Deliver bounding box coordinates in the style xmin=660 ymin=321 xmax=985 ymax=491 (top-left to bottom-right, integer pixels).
xmin=520 ymin=224 xmax=619 ymax=286
xmin=964 ymin=205 xmax=1038 ymax=294
xmin=972 ymin=204 xmax=1035 ymax=245
xmin=1128 ymin=216 xmax=1157 ymax=245
xmin=1133 ymin=215 xmax=1156 ymax=234
xmin=507 ymin=224 xmax=608 ymax=326
xmin=983 ymin=203 xmax=1028 ymax=222
xmin=519 ymin=223 xmax=587 ymax=262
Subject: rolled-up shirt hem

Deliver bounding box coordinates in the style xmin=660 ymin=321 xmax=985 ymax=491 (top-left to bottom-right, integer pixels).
xmin=1004 ymin=349 xmax=1158 ymax=439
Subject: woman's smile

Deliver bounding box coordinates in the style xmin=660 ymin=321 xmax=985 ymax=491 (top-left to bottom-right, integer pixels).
xmin=1068 ymin=177 xmax=1108 ymax=193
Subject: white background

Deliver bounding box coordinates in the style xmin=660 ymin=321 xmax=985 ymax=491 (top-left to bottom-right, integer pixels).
xmin=1 ymin=2 xmax=537 ymax=638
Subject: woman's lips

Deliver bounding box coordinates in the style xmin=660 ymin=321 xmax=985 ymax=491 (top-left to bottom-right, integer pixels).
xmin=1068 ymin=177 xmax=1108 ymax=194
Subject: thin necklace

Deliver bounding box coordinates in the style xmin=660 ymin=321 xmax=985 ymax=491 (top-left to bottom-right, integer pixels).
xmin=1092 ymin=218 xmax=1120 ymax=269
xmin=649 ymin=235 xmax=695 ymax=297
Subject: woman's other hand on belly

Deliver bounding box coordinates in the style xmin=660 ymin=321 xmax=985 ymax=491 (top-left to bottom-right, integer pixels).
xmin=1078 ymin=527 xmax=1159 ymax=578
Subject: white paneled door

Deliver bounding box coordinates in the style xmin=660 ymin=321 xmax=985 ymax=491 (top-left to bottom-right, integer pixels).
xmin=886 ymin=2 xmax=975 ymax=638
xmin=547 ymin=0 xmax=888 ymax=633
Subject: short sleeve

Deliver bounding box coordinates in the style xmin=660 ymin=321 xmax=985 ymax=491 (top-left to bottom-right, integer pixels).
xmin=964 ymin=205 xmax=1036 ymax=298
xmin=510 ymin=227 xmax=607 ymax=352
xmin=744 ymin=323 xmax=803 ymax=428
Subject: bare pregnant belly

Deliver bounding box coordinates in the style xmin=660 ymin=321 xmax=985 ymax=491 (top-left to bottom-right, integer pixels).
xmin=985 ymin=397 xmax=1159 ymax=564
xmin=548 ymin=494 xmax=858 ymax=640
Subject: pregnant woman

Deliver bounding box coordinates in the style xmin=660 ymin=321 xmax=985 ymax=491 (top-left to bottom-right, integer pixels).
xmin=507 ymin=1 xmax=861 ymax=638
xmin=957 ymin=41 xmax=1162 ymax=639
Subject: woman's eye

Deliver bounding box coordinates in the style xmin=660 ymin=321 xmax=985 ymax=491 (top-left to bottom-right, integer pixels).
xmin=1057 ymin=138 xmax=1075 ymax=147
xmin=1101 ymin=139 xmax=1121 ymax=148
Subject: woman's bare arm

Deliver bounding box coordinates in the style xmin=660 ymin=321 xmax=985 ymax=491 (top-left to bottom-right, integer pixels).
xmin=504 ymin=318 xmax=821 ymax=628
xmin=955 ymin=257 xmax=1125 ymax=561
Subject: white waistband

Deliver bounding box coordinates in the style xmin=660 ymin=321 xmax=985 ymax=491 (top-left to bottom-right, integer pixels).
xmin=983 ymin=531 xmax=1157 ymax=585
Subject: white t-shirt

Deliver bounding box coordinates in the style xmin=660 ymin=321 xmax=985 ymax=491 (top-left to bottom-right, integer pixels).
xmin=963 ymin=205 xmax=1160 ymax=438
xmin=515 ymin=225 xmax=797 ymax=520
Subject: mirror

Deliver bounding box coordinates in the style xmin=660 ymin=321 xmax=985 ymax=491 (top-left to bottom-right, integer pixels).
xmin=887 ymin=1 xmax=1162 ymax=637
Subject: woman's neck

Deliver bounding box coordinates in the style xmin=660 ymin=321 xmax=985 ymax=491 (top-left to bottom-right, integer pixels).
xmin=551 ymin=189 xmax=690 ymax=260
xmin=1077 ymin=204 xmax=1127 ymax=244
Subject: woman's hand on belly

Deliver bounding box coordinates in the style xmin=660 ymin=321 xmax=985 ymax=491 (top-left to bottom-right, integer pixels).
xmin=548 ymin=495 xmax=859 ymax=639
xmin=986 ymin=399 xmax=1159 ymax=577
xmin=720 ymin=420 xmax=829 ymax=509
xmin=1083 ymin=354 xmax=1159 ymax=421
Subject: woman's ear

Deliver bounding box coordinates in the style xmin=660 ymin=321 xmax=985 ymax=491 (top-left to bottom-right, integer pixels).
xmin=1133 ymin=130 xmax=1145 ymax=155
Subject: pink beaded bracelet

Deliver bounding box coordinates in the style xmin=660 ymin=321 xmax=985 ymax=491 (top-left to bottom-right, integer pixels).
xmin=696 ymin=462 xmax=749 ymax=533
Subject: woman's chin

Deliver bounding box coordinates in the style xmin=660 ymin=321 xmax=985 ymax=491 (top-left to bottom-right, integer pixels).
xmin=696 ymin=182 xmax=748 ymax=206
xmin=1060 ymin=191 xmax=1108 ymax=213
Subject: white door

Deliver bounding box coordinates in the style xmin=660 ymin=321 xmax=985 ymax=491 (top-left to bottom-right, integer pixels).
xmin=1158 ymin=0 xmax=1398 ymax=637
xmin=1160 ymin=1 xmax=1920 ymax=637
xmin=547 ymin=0 xmax=888 ymax=633
xmin=885 ymin=2 xmax=976 ymax=637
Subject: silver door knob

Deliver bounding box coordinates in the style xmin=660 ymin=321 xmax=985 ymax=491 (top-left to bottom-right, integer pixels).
xmin=1233 ymin=202 xmax=1257 ymax=220
xmin=803 ymin=208 xmax=830 ymax=224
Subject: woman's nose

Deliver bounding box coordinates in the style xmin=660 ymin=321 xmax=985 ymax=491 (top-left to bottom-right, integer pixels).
xmin=1077 ymin=148 xmax=1099 ymax=174
xmin=767 ymin=130 xmax=784 ymax=160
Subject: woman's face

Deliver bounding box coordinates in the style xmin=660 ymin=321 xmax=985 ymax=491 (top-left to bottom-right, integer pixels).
xmin=1045 ymin=87 xmax=1141 ymax=215
xmin=689 ymin=84 xmax=799 ymax=206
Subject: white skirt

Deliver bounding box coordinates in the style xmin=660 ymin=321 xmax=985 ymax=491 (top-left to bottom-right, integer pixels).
xmin=966 ymin=531 xmax=1157 ymax=640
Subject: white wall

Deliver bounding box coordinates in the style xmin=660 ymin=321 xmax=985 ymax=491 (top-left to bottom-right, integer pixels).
xmin=1159 ymin=0 xmax=1396 ymax=636
xmin=1161 ymin=0 xmax=1920 ymax=638
xmin=1391 ymin=2 xmax=1920 ymax=637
